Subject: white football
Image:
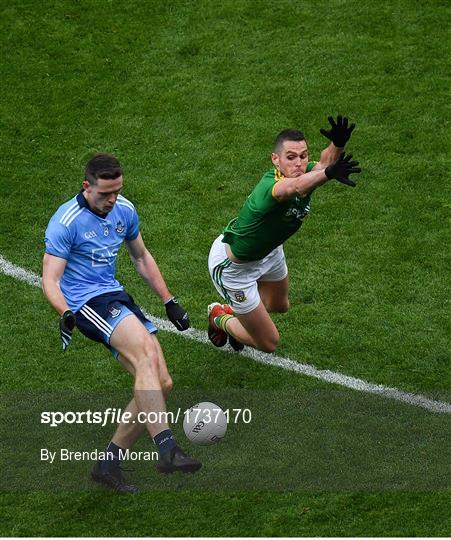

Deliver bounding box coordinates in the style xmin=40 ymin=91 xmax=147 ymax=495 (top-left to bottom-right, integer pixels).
xmin=183 ymin=401 xmax=227 ymax=445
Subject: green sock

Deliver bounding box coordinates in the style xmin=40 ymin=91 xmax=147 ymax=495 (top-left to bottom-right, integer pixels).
xmin=214 ymin=314 xmax=233 ymax=332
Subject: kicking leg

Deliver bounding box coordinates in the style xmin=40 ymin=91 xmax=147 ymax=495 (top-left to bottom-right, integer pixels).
xmin=110 ymin=319 xmax=168 ymax=438
xmin=109 ymin=315 xmax=201 ymax=473
xmin=105 ymin=336 xmax=174 ymax=455
xmin=95 ymin=342 xmax=177 ymax=490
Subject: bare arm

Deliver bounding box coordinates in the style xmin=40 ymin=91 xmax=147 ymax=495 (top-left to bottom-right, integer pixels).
xmin=273 ymin=152 xmax=361 ymax=202
xmin=273 ymin=168 xmax=329 ymax=202
xmin=42 ymin=253 xmax=70 ymax=316
xmin=312 ymin=142 xmax=343 ymax=171
xmin=273 ymin=141 xmax=342 ymax=201
xmin=125 ymin=233 xmax=172 ymax=303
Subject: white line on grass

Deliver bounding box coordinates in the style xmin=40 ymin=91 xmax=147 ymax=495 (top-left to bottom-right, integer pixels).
xmin=1 ymin=254 xmax=450 ymax=415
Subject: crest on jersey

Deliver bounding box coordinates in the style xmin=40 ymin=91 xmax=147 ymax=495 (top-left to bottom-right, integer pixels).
xmin=115 ymin=221 xmax=125 ymax=234
xmin=234 ymin=291 xmax=246 ymax=303
xmin=109 ymin=306 xmax=121 ymax=318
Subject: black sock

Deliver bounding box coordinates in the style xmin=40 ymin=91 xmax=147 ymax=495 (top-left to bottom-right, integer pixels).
xmin=100 ymin=441 xmax=123 ymax=472
xmin=153 ymin=429 xmax=176 ymax=457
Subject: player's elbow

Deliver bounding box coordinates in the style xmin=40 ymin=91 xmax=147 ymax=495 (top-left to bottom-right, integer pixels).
xmin=131 ymin=249 xmax=152 ymax=271
xmin=274 ymin=185 xmax=297 ymax=203
xmin=41 ymin=275 xmax=51 ymax=295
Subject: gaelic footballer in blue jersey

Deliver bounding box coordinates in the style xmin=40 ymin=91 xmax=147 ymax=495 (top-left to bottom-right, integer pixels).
xmin=43 ymin=153 xmax=201 ymax=493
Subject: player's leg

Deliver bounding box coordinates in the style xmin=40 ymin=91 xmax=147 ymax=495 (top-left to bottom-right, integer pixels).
xmin=208 ymin=241 xmax=285 ymax=353
xmin=207 ymin=235 xmax=235 ymax=346
xmin=211 ymin=278 xmax=289 ymax=352
xmin=213 ymin=279 xmax=287 ymax=352
xmin=257 ymin=276 xmax=289 ymax=313
xmin=94 ymin=344 xmax=176 ymax=490
xmin=208 ymin=278 xmax=280 ymax=353
xmin=109 ymin=317 xmax=172 ymax=437
xmin=91 ymin=318 xmax=167 ymax=493
xmin=109 ymin=316 xmax=200 ymax=474
xmin=225 ymin=302 xmax=280 ymax=353
xmin=110 ymin=396 xmax=146 ymax=449
xmin=151 ymin=336 xmax=173 ymax=398
xmin=256 ymin=244 xmax=289 ymax=313
xmin=225 ymin=260 xmax=288 ymax=350
xmin=76 ymin=293 xmax=200 ymax=491
xmin=108 ymin=336 xmax=173 ymax=447
xmin=116 ymin=344 xmax=173 ymax=397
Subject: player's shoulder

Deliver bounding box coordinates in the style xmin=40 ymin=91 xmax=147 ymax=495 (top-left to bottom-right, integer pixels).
xmin=253 ymin=168 xmax=279 ymax=190
xmin=115 ymin=194 xmax=136 ymax=213
xmin=49 ymin=195 xmax=86 ymax=230
xmin=260 ymin=168 xmax=279 ymax=182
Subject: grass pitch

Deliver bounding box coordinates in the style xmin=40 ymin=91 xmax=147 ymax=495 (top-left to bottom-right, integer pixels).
xmin=0 ymin=0 xmax=450 ymax=536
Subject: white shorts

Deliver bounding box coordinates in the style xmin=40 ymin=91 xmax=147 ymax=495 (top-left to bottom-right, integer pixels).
xmin=208 ymin=235 xmax=288 ymax=314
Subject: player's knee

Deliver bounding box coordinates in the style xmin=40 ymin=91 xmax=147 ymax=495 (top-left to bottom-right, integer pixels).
xmin=161 ymin=376 xmax=173 ymax=395
xmin=257 ymin=332 xmax=279 ymax=353
xmin=260 ymin=341 xmax=278 ymax=353
xmin=265 ymin=299 xmax=289 ymax=313
xmin=280 ymin=305 xmax=289 ymax=314
xmin=145 ymin=352 xmax=159 ymax=374
xmin=274 ymin=299 xmax=289 ymax=313
xmin=132 ymin=339 xmax=159 ymax=373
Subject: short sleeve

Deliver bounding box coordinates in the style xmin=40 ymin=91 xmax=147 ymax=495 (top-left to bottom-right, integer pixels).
xmin=45 ymin=220 xmax=72 ymax=259
xmin=125 ymin=208 xmax=140 ymax=241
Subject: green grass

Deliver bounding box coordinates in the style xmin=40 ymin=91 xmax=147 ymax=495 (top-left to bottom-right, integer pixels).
xmin=0 ymin=0 xmax=450 ymax=536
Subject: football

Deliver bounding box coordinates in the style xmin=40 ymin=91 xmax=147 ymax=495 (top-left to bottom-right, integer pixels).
xmin=183 ymin=401 xmax=227 ymax=445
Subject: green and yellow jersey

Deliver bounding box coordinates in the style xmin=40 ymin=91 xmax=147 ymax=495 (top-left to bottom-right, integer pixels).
xmin=222 ymin=162 xmax=316 ymax=261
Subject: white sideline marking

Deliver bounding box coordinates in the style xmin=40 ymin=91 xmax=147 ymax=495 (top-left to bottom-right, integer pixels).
xmin=1 ymin=254 xmax=450 ymax=415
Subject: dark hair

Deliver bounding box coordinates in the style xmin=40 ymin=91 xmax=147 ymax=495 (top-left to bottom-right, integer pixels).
xmin=272 ymin=129 xmax=305 ymax=153
xmin=85 ymin=153 xmax=122 ymax=184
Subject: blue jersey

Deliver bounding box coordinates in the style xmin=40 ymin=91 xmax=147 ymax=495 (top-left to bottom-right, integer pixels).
xmin=45 ymin=191 xmax=140 ymax=312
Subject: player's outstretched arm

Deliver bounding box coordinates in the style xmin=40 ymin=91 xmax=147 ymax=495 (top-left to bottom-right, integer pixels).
xmin=274 ymin=152 xmax=361 ymax=201
xmin=125 ymin=233 xmax=190 ymax=330
xmin=273 ymin=169 xmax=330 ymax=201
xmin=314 ymin=115 xmax=356 ymax=171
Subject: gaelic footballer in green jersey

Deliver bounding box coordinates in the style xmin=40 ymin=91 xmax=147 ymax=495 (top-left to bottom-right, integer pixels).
xmin=223 ymin=163 xmax=316 ymax=262
xmin=207 ymin=116 xmax=361 ymax=353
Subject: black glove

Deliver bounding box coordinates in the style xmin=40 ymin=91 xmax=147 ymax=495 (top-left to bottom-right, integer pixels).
xmin=325 ymin=152 xmax=361 ymax=187
xmin=320 ymin=115 xmax=355 ymax=148
xmin=60 ymin=310 xmax=76 ymax=351
xmin=165 ymin=297 xmax=190 ymax=331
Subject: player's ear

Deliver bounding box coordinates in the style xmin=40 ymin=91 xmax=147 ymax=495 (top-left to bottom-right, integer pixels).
xmin=271 ymin=152 xmax=280 ymax=169
xmin=82 ymin=180 xmax=90 ymax=190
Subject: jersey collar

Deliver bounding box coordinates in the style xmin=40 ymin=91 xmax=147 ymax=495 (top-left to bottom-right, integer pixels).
xmin=76 ymin=190 xmax=109 ymax=219
xmin=274 ymin=167 xmax=285 ymax=181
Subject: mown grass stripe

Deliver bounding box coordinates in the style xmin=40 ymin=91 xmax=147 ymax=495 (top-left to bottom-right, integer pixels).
xmin=1 ymin=254 xmax=449 ymax=414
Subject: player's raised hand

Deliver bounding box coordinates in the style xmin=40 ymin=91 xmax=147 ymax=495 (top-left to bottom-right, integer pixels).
xmin=320 ymin=115 xmax=355 ymax=148
xmin=165 ymin=297 xmax=190 ymax=331
xmin=60 ymin=310 xmax=76 ymax=351
xmin=325 ymin=152 xmax=361 ymax=187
